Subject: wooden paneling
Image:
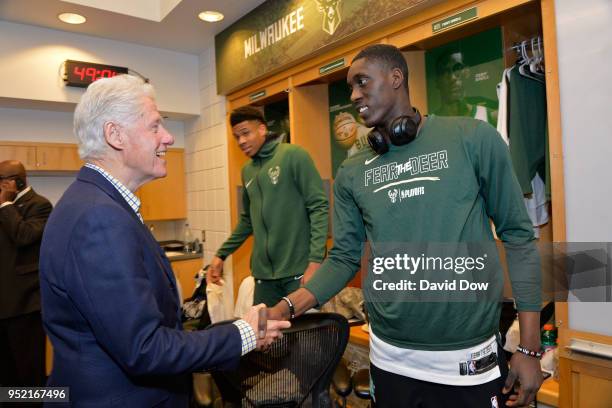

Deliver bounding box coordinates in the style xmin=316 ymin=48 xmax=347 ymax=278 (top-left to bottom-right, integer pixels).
xmin=46 ymin=337 xmax=53 ymax=376
xmin=139 ymin=149 xmax=186 ymax=221
xmin=289 ymin=84 xmax=332 ymax=179
xmin=540 ymin=0 xmax=566 ymax=243
xmin=228 ymin=78 xmax=291 ymax=111
xmin=538 ymin=377 xmax=559 ymax=407
xmin=171 ymin=258 xmax=203 ymax=301
xmin=0 ymin=142 xmax=82 ymax=171
xmin=560 ymin=353 xmax=612 ymax=408
xmin=0 ymin=144 xmax=37 ymax=170
xmin=36 ymin=144 xmax=83 ymax=171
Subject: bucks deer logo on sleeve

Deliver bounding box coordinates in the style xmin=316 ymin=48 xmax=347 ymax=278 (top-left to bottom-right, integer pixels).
xmin=268 ymin=166 xmax=280 ymax=185
xmin=316 ymin=0 xmax=342 ymax=35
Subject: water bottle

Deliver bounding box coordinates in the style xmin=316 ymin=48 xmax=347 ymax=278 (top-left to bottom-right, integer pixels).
xmin=541 ymin=323 xmax=557 ymax=352
xmin=183 ymin=223 xmax=193 ymax=253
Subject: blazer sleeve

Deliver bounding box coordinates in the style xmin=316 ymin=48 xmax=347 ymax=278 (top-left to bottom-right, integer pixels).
xmin=0 ymin=196 xmax=52 ymax=247
xmin=65 ymin=203 xmax=242 ymax=376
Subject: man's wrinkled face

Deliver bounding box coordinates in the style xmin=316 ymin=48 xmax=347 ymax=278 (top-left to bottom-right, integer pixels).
xmin=232 ymin=120 xmax=267 ymax=158
xmin=121 ymin=96 xmax=174 ymax=186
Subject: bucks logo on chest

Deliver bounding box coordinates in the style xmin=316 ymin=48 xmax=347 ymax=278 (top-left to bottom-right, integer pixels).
xmin=268 ymin=166 xmax=280 ymax=185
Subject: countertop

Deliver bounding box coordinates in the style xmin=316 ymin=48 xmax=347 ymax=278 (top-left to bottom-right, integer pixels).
xmin=158 ymin=240 xmax=203 ymax=262
xmin=165 ymin=251 xmax=203 ymax=262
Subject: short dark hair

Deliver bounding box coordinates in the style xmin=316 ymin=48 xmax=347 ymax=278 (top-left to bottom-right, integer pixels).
xmin=352 ymin=44 xmax=409 ymax=89
xmin=230 ymin=106 xmax=265 ymax=127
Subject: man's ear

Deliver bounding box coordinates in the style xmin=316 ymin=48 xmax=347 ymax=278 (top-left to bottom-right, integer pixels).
xmin=391 ymin=67 xmax=405 ymax=90
xmin=104 ymin=122 xmax=124 ymax=151
xmin=257 ymin=122 xmax=267 ymax=137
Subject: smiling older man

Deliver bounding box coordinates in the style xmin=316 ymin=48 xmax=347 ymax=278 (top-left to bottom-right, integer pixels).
xmin=39 ymin=75 xmax=289 ymax=407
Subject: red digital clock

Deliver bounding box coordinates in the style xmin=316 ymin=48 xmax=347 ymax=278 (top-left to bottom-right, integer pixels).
xmin=64 ymin=60 xmax=129 ymax=88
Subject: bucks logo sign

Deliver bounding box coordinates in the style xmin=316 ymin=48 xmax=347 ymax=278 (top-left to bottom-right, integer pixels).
xmin=217 ymin=0 xmax=430 ymax=94
xmin=316 ymin=0 xmax=343 ymax=35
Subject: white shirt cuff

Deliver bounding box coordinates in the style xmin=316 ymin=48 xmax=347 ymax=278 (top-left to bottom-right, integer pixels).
xmin=0 ymin=201 xmax=13 ymax=209
xmin=232 ymin=319 xmax=257 ymax=356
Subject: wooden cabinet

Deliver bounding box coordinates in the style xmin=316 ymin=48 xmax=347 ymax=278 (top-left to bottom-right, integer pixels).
xmin=559 ymin=352 xmax=612 ymax=408
xmin=138 ymin=149 xmax=187 ymax=221
xmin=36 ymin=144 xmax=83 ymax=171
xmin=46 ymin=337 xmax=53 ymax=376
xmin=1 ymin=141 xmax=186 ymax=219
xmin=0 ymin=142 xmax=83 ymax=171
xmin=171 ymin=257 xmax=203 ymax=301
xmin=0 ymin=144 xmax=37 ymax=169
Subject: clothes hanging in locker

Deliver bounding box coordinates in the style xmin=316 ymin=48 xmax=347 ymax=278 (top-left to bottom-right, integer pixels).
xmin=508 ymin=66 xmax=547 ymax=195
xmin=497 ymin=65 xmax=549 ymax=237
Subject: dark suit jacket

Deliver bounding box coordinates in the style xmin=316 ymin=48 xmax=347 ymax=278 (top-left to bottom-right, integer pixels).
xmin=40 ymin=167 xmax=242 ymax=407
xmin=0 ymin=188 xmax=52 ymax=320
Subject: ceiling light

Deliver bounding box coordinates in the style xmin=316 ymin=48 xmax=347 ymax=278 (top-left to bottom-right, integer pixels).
xmin=58 ymin=13 xmax=87 ymax=25
xmin=198 ymin=11 xmax=224 ymax=22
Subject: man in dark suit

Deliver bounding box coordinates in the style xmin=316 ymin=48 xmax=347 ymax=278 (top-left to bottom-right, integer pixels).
xmin=0 ymin=160 xmax=52 ymax=388
xmin=40 ymin=74 xmax=289 ymax=406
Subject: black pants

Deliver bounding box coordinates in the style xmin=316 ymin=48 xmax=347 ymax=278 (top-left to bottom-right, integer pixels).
xmin=253 ymin=276 xmax=302 ymax=307
xmin=0 ymin=311 xmax=46 ymax=387
xmin=370 ymin=349 xmax=509 ymax=408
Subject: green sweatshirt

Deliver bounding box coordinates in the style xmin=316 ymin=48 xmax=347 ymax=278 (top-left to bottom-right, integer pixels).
xmin=305 ymin=115 xmax=541 ymax=350
xmin=217 ymin=139 xmax=328 ymax=280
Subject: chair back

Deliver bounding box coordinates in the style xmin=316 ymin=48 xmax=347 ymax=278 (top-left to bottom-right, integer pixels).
xmin=215 ymin=312 xmax=349 ymax=407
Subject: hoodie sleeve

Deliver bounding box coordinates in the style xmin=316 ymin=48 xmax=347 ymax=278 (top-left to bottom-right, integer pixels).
xmin=291 ymin=147 xmax=329 ymax=263
xmin=216 ymin=174 xmax=253 ymax=259
xmin=304 ymin=162 xmax=364 ymax=305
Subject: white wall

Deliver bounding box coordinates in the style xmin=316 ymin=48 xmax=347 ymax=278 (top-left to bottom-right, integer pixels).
xmin=555 ymin=0 xmax=612 ymax=336
xmin=0 ymin=107 xmax=185 ymax=146
xmin=183 ymin=41 xmax=235 ymax=310
xmin=0 ymin=106 xmax=185 ymax=225
xmin=0 ymin=20 xmax=199 ymax=116
xmin=0 ymin=19 xmax=191 ymax=242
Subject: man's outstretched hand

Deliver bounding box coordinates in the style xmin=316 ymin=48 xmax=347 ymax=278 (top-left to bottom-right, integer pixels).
xmin=243 ymin=304 xmax=291 ymax=350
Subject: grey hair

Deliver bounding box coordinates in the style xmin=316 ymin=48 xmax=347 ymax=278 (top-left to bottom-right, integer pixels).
xmin=73 ymin=74 xmax=155 ymax=160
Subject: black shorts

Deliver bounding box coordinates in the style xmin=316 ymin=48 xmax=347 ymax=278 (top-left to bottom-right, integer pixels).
xmin=370 ymin=348 xmax=509 ymax=408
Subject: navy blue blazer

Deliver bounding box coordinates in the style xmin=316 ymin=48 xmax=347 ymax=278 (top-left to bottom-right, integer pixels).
xmin=40 ymin=167 xmax=241 ymax=407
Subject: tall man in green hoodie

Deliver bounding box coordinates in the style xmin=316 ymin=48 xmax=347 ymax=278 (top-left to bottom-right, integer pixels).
xmin=268 ymin=44 xmax=543 ymax=407
xmin=208 ymin=106 xmax=328 ymax=307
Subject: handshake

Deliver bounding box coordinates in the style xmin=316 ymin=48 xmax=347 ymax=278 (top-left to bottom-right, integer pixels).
xmin=243 ymin=304 xmax=291 ymax=350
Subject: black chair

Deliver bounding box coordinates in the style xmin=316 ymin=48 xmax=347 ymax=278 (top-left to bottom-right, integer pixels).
xmin=210 ymin=312 xmax=349 ymax=407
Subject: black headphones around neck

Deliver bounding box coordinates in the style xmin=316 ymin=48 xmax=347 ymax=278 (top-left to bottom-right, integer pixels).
xmin=367 ymin=108 xmax=422 ymax=155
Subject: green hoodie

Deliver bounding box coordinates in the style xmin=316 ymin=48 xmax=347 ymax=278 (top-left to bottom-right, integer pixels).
xmin=217 ymin=139 xmax=328 ymax=280
xmin=305 ymin=116 xmax=541 ymax=350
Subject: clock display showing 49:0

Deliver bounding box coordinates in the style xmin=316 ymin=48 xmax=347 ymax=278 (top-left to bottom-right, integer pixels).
xmin=64 ymin=60 xmax=129 ymax=87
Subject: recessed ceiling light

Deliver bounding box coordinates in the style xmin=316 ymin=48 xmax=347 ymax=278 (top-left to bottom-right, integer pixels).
xmin=58 ymin=12 xmax=87 ymax=25
xmin=198 ymin=11 xmax=224 ymax=22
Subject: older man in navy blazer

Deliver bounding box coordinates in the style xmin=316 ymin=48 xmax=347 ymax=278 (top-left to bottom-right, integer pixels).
xmin=40 ymin=75 xmax=289 ymax=407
